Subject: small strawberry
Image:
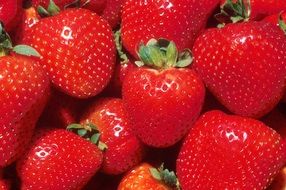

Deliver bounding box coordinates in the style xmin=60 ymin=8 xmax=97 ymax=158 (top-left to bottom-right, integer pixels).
xmin=0 ymin=24 xmax=50 ymax=167
xmin=32 ymin=0 xmax=106 ymax=14
xmin=118 ymin=163 xmax=180 ymax=190
xmin=177 ymin=110 xmax=286 ymax=189
xmin=220 ymin=0 xmax=286 ymax=21
xmin=17 ymin=128 xmax=103 ymax=190
xmin=22 ymin=5 xmax=116 ymax=98
xmin=121 ymin=0 xmax=220 ymax=58
xmin=75 ymin=98 xmax=144 ymax=175
xmin=122 ymin=39 xmax=205 ymax=148
xmin=193 ymin=2 xmax=286 ymax=118
xmin=101 ymin=0 xmax=123 ymax=29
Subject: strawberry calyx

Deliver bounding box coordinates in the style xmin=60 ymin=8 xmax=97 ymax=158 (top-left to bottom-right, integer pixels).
xmin=149 ymin=163 xmax=181 ymax=190
xmin=278 ymin=13 xmax=286 ymax=34
xmin=135 ymin=39 xmax=193 ymax=69
xmin=114 ymin=29 xmax=129 ymax=64
xmin=0 ymin=23 xmax=41 ymax=57
xmin=67 ymin=123 xmax=108 ymax=151
xmin=215 ymin=0 xmax=251 ymax=27
xmin=38 ymin=0 xmax=60 ymax=17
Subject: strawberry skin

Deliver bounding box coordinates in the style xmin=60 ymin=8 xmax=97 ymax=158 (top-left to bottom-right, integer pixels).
xmin=122 ymin=68 xmax=205 ymax=147
xmin=17 ymin=128 xmax=103 ymax=190
xmin=80 ymin=98 xmax=144 ymax=175
xmin=22 ymin=8 xmax=116 ymax=98
xmin=177 ymin=110 xmax=286 ymax=190
xmin=121 ymin=0 xmax=220 ymax=58
xmin=101 ymin=0 xmax=123 ymax=29
xmin=0 ymin=179 xmax=10 ymax=190
xmin=0 ymin=55 xmax=49 ymax=167
xmin=193 ymin=21 xmax=286 ymax=118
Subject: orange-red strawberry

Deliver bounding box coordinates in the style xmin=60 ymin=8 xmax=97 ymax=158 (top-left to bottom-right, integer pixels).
xmin=193 ymin=21 xmax=286 ymax=118
xmin=17 ymin=128 xmax=103 ymax=190
xmin=0 ymin=25 xmax=50 ymax=167
xmin=177 ymin=110 xmax=286 ymax=190
xmin=78 ymin=98 xmax=144 ymax=175
xmin=22 ymin=8 xmax=116 ymax=98
xmin=121 ymin=0 xmax=220 ymax=58
xmin=122 ymin=39 xmax=205 ymax=147
xmin=118 ymin=163 xmax=180 ymax=190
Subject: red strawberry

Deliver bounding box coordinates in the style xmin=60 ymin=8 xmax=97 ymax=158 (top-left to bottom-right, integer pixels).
xmin=263 ymin=12 xmax=286 ymax=27
xmin=78 ymin=98 xmax=144 ymax=175
xmin=0 ymin=179 xmax=10 ymax=190
xmin=118 ymin=163 xmax=180 ymax=190
xmin=192 ymin=21 xmax=286 ymax=118
xmin=32 ymin=0 xmax=106 ymax=14
xmin=122 ymin=39 xmax=205 ymax=147
xmin=22 ymin=8 xmax=116 ymax=98
xmin=177 ymin=110 xmax=286 ymax=189
xmin=0 ymin=25 xmax=50 ymax=167
xmin=17 ymin=128 xmax=103 ymax=190
xmin=121 ymin=0 xmax=220 ymax=58
xmin=220 ymin=0 xmax=286 ymax=20
xmin=101 ymin=0 xmax=123 ymax=29
xmin=0 ymin=0 xmax=23 ymax=32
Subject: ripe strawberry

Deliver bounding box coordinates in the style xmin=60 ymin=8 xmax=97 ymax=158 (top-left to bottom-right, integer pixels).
xmin=0 ymin=179 xmax=10 ymax=190
xmin=0 ymin=0 xmax=23 ymax=32
xmin=263 ymin=12 xmax=286 ymax=27
xmin=101 ymin=0 xmax=123 ymax=29
xmin=32 ymin=0 xmax=106 ymax=14
xmin=78 ymin=98 xmax=144 ymax=175
xmin=118 ymin=163 xmax=180 ymax=190
xmin=122 ymin=39 xmax=205 ymax=147
xmin=220 ymin=0 xmax=286 ymax=20
xmin=22 ymin=8 xmax=116 ymax=98
xmin=121 ymin=0 xmax=220 ymax=58
xmin=0 ymin=24 xmax=50 ymax=167
xmin=177 ymin=110 xmax=286 ymax=189
xmin=17 ymin=128 xmax=103 ymax=190
xmin=193 ymin=21 xmax=286 ymax=118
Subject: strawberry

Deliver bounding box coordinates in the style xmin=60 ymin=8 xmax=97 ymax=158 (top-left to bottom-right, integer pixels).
xmin=192 ymin=21 xmax=286 ymax=118
xmin=17 ymin=128 xmax=103 ymax=190
xmin=176 ymin=110 xmax=286 ymax=189
xmin=263 ymin=12 xmax=286 ymax=28
xmin=101 ymin=0 xmax=123 ymax=29
xmin=0 ymin=0 xmax=23 ymax=32
xmin=220 ymin=0 xmax=286 ymax=21
xmin=118 ymin=163 xmax=180 ymax=190
xmin=0 ymin=25 xmax=50 ymax=167
xmin=76 ymin=98 xmax=144 ymax=175
xmin=32 ymin=0 xmax=106 ymax=14
xmin=121 ymin=0 xmax=220 ymax=58
xmin=22 ymin=7 xmax=116 ymax=98
xmin=0 ymin=179 xmax=10 ymax=190
xmin=122 ymin=39 xmax=205 ymax=147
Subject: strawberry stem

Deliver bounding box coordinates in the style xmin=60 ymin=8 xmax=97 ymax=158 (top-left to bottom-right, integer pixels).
xmin=136 ymin=39 xmax=193 ymax=69
xmin=114 ymin=29 xmax=129 ymax=64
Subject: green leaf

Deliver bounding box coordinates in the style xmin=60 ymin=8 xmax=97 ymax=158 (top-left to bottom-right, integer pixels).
xmin=12 ymin=45 xmax=41 ymax=57
xmin=47 ymin=0 xmax=60 ymax=15
xmin=166 ymin=41 xmax=178 ymax=67
xmin=279 ymin=13 xmax=286 ymax=34
xmin=114 ymin=29 xmax=129 ymax=64
xmin=67 ymin=123 xmax=83 ymax=130
xmin=176 ymin=49 xmax=193 ymax=68
xmin=90 ymin=133 xmax=100 ymax=144
xmin=77 ymin=129 xmax=87 ymax=137
xmin=98 ymin=141 xmax=108 ymax=151
xmin=148 ymin=45 xmax=165 ymax=68
xmin=135 ymin=61 xmax=144 ymax=67
xmin=149 ymin=168 xmax=162 ymax=181
xmin=37 ymin=6 xmax=50 ymax=17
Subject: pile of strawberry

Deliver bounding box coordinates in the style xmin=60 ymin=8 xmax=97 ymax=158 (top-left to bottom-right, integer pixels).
xmin=1 ymin=0 xmax=286 ymax=189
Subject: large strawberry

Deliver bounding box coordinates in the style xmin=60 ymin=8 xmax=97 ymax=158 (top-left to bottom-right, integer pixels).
xmin=193 ymin=18 xmax=286 ymax=118
xmin=0 ymin=25 xmax=50 ymax=167
xmin=17 ymin=128 xmax=103 ymax=190
xmin=32 ymin=0 xmax=106 ymax=14
xmin=118 ymin=163 xmax=180 ymax=190
xmin=22 ymin=7 xmax=116 ymax=98
xmin=220 ymin=0 xmax=286 ymax=21
xmin=122 ymin=39 xmax=205 ymax=148
xmin=76 ymin=98 xmax=144 ymax=175
xmin=0 ymin=0 xmax=23 ymax=32
xmin=101 ymin=0 xmax=123 ymax=29
xmin=121 ymin=0 xmax=220 ymax=58
xmin=177 ymin=110 xmax=286 ymax=190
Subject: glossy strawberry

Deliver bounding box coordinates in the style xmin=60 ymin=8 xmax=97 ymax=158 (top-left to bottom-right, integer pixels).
xmin=193 ymin=21 xmax=286 ymax=118
xmin=32 ymin=0 xmax=106 ymax=14
xmin=17 ymin=128 xmax=103 ymax=190
xmin=220 ymin=0 xmax=286 ymax=20
xmin=22 ymin=8 xmax=116 ymax=98
xmin=79 ymin=98 xmax=144 ymax=175
xmin=177 ymin=110 xmax=286 ymax=190
xmin=118 ymin=163 xmax=179 ymax=190
xmin=101 ymin=0 xmax=123 ymax=29
xmin=121 ymin=0 xmax=220 ymax=58
xmin=123 ymin=39 xmax=205 ymax=147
